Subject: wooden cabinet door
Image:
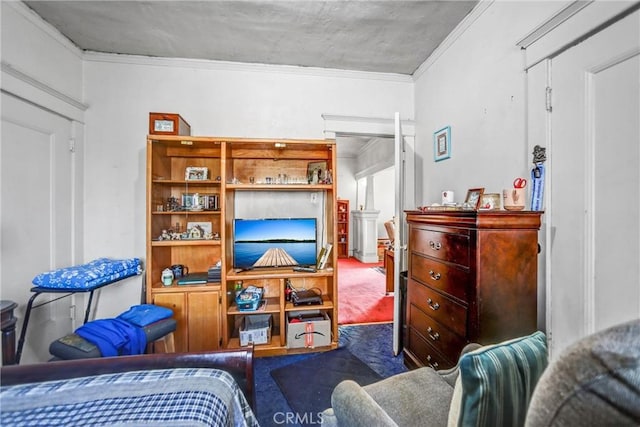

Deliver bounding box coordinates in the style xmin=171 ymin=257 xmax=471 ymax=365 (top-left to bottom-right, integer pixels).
xmin=153 ymin=292 xmax=188 ymax=352
xmin=187 ymin=291 xmax=220 ymax=351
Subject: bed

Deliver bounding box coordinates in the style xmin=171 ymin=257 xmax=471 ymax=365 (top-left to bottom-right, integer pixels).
xmin=0 ymin=347 xmax=257 ymax=426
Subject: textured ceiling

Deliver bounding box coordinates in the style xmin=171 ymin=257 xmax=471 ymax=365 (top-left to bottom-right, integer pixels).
xmin=24 ymin=0 xmax=477 ymax=75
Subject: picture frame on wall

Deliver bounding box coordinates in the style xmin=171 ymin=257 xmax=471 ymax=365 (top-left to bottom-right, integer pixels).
xmin=465 ymin=188 xmax=485 ymax=210
xmin=433 ymin=126 xmax=451 ymax=162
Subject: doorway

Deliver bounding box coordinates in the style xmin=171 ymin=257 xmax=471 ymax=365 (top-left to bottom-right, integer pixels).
xmin=323 ymin=113 xmax=415 ymax=351
xmin=335 ymin=135 xmax=394 ymax=325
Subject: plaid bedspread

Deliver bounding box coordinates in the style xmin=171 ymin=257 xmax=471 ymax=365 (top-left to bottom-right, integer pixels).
xmin=0 ymin=368 xmax=259 ymax=427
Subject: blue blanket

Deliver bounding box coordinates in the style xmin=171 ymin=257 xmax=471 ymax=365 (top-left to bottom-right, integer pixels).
xmin=117 ymin=304 xmax=173 ymax=327
xmin=32 ymin=258 xmax=141 ymax=290
xmin=75 ymin=318 xmax=146 ymax=357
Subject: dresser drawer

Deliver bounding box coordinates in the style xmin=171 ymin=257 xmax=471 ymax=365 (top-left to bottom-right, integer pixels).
xmin=407 ymin=327 xmax=454 ymax=370
xmin=411 ymin=253 xmax=469 ymax=301
xmin=408 ymin=281 xmax=468 ymax=337
xmin=409 ymin=303 xmax=466 ymax=360
xmin=410 ymin=227 xmax=470 ymax=267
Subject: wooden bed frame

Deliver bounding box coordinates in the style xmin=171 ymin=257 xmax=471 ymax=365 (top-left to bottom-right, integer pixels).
xmin=0 ymin=347 xmax=255 ymax=410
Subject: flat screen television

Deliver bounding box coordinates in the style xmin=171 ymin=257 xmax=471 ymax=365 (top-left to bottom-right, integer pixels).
xmin=233 ymin=218 xmax=318 ymax=269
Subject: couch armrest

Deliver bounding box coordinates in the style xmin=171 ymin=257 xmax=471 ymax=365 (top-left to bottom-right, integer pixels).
xmin=325 ymin=380 xmax=397 ymax=427
xmin=438 ymin=343 xmax=483 ymax=387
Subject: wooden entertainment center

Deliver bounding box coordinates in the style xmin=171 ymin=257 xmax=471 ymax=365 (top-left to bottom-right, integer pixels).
xmin=146 ymin=136 xmax=338 ymax=356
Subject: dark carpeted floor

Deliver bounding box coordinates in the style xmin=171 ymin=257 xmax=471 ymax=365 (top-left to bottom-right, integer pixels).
xmin=254 ymin=323 xmax=407 ymax=427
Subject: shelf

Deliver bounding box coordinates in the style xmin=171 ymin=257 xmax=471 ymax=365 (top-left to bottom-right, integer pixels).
xmin=227 ymin=335 xmax=338 ymax=357
xmin=227 ymin=297 xmax=280 ymax=315
xmin=151 ymin=239 xmax=221 ymax=247
xmin=226 ymin=267 xmax=334 ymax=281
xmin=151 ymin=282 xmax=222 ymax=291
xmin=285 ymin=295 xmax=334 ymax=312
xmin=152 ymin=179 xmax=222 ymax=186
xmin=152 ymin=211 xmax=221 ymax=215
xmin=337 ymin=199 xmax=349 ymax=259
xmin=226 ymin=184 xmax=332 ymax=191
xmin=227 ymin=335 xmax=283 ymax=352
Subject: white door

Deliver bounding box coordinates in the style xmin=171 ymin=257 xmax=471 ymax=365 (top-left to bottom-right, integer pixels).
xmin=1 ymin=93 xmax=76 ymax=364
xmin=392 ymin=112 xmax=405 ymax=355
xmin=548 ymin=10 xmax=640 ymax=357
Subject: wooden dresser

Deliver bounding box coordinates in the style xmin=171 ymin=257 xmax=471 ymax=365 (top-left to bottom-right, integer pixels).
xmin=404 ymin=211 xmax=542 ymax=370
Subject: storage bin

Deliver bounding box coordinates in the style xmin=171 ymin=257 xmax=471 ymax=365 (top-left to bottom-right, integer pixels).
xmin=287 ymin=311 xmax=331 ymax=348
xmin=239 ymin=314 xmax=272 ymax=346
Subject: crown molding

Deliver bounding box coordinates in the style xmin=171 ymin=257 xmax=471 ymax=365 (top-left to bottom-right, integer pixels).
xmin=412 ymin=0 xmax=494 ymax=80
xmin=82 ymin=51 xmax=414 ymax=83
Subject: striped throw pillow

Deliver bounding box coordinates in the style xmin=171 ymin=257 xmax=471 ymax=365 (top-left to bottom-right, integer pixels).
xmin=456 ymin=331 xmax=548 ymax=427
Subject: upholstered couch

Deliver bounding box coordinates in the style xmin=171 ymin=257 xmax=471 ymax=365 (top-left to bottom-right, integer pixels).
xmin=321 ymin=319 xmax=640 ymax=426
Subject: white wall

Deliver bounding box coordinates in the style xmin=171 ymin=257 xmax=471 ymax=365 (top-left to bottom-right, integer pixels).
xmin=414 ymin=1 xmax=565 ymax=206
xmin=1 ymin=2 xmax=86 ymax=363
xmin=83 ymin=56 xmax=413 ymax=315
xmin=374 ymin=167 xmax=395 ymax=237
xmin=355 ymin=168 xmax=394 ymax=240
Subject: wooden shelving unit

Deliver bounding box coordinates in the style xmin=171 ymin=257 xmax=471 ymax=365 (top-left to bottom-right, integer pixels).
xmin=146 ymin=135 xmax=338 ymax=356
xmin=336 ymin=199 xmax=349 ymax=258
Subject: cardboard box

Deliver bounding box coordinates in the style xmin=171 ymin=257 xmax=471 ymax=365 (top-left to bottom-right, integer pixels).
xmin=287 ymin=311 xmax=331 ymax=349
xmin=239 ymin=314 xmax=272 ymax=346
xmin=149 ymin=112 xmax=191 ymax=136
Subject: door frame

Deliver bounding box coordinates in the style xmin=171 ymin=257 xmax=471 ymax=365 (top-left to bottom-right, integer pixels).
xmin=322 ymin=114 xmax=415 ymax=355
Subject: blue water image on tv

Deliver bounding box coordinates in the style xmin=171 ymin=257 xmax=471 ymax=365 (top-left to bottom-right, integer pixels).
xmin=233 ymin=218 xmax=317 ymax=269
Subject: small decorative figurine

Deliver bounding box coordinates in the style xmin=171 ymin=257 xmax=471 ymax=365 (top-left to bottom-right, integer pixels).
xmin=167 ymin=197 xmax=180 ymax=212
xmin=325 ymin=169 xmax=333 ymax=184
xmin=188 ymin=225 xmax=204 ymax=239
xmin=532 ymin=145 xmax=547 ymax=163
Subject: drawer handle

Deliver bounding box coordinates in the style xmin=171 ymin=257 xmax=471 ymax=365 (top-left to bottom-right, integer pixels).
xmin=427 ymin=327 xmax=440 ymax=341
xmin=426 ymin=355 xmax=439 ymax=369
xmin=429 ymin=270 xmax=441 ymax=280
xmin=427 ymin=298 xmax=440 ymax=311
xmin=429 ymin=240 xmax=442 ymax=250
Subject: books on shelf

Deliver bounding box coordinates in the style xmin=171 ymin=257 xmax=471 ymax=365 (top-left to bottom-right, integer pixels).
xmin=208 ymin=263 xmax=221 ymax=282
xmin=177 ymin=272 xmax=208 ymax=285
xmin=316 ymin=243 xmax=333 ymax=270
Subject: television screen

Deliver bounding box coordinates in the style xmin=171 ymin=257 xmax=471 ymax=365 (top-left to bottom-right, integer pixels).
xmin=233 ymin=218 xmax=317 ymax=269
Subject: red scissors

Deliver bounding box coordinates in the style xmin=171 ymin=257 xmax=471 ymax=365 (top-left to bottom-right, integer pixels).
xmin=513 ymin=177 xmax=527 ymax=188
